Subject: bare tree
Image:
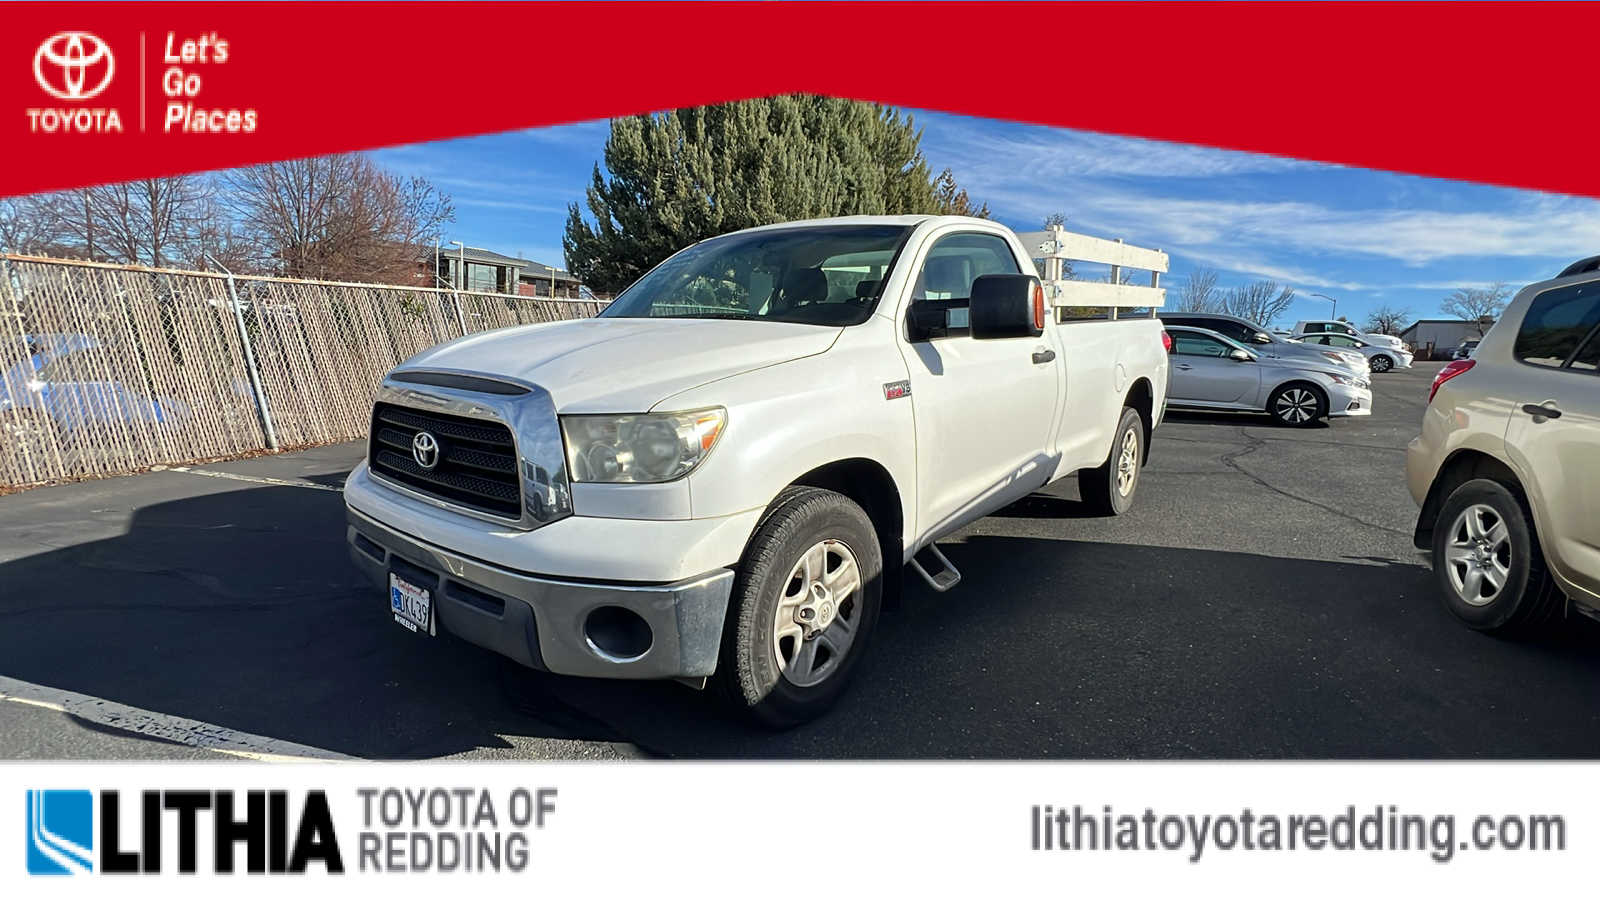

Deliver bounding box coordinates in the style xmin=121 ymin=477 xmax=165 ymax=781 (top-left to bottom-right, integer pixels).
xmin=181 ymin=190 xmax=255 ymax=272
xmin=222 ymin=154 xmax=453 ymax=282
xmin=89 ymin=176 xmax=210 ymax=268
xmin=1176 ymin=268 xmax=1220 ymax=312
xmin=1221 ymin=280 xmax=1295 ymax=327
xmin=35 ymin=189 xmax=102 ymax=260
xmin=0 ymin=194 xmax=65 ymax=254
xmin=1441 ymin=282 xmax=1510 ymax=335
xmin=1364 ymin=304 xmax=1412 ymax=336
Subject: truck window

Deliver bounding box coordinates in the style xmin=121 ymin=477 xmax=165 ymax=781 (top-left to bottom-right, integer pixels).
xmin=1515 ymin=281 xmax=1600 ymax=369
xmin=911 ymin=233 xmax=1021 ymax=303
xmin=906 ymin=232 xmax=1022 ymax=338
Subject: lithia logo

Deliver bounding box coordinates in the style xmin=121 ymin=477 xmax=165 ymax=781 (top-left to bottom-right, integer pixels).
xmin=25 ymin=789 xmax=342 ymax=875
xmin=25 ymin=790 xmax=93 ymax=875
xmin=27 ymin=31 xmax=124 ymax=134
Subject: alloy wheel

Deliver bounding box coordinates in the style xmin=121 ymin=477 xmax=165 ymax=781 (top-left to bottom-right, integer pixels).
xmin=772 ymin=539 xmax=862 ymax=688
xmin=1115 ymin=427 xmax=1139 ymax=497
xmin=1273 ymin=388 xmax=1318 ymax=424
xmin=1444 ymin=503 xmax=1513 ymax=607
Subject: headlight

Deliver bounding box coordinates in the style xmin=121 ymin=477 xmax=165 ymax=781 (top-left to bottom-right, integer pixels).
xmin=1328 ymin=372 xmax=1370 ymax=389
xmin=560 ymin=408 xmax=726 ymax=483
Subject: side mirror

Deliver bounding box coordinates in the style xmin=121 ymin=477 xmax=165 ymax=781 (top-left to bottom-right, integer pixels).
xmin=1252 ymin=332 xmax=1273 ymax=344
xmin=969 ymin=274 xmax=1045 ymax=340
xmin=1228 ymin=348 xmax=1254 ymax=362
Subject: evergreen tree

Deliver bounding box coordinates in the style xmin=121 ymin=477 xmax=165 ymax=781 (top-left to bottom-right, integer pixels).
xmin=563 ymin=96 xmax=987 ymax=293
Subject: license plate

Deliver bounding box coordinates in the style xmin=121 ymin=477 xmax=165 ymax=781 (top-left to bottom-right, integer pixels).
xmin=389 ymin=572 xmax=432 ymax=635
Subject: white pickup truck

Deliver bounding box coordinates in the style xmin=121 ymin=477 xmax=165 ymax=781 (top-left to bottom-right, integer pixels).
xmin=344 ymin=215 xmax=1170 ymax=725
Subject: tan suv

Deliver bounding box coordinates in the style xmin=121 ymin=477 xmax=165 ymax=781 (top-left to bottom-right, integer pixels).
xmin=1407 ymin=264 xmax=1600 ymax=632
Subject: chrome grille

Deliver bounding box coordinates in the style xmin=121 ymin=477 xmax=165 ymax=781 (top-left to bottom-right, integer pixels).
xmin=369 ymin=402 xmax=521 ymax=519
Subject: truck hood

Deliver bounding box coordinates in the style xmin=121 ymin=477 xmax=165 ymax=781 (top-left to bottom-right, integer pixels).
xmin=396 ymin=317 xmax=841 ymax=412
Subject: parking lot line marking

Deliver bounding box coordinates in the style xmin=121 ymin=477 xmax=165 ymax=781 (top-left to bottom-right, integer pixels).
xmin=171 ymin=467 xmax=343 ymax=492
xmin=0 ymin=675 xmax=354 ymax=761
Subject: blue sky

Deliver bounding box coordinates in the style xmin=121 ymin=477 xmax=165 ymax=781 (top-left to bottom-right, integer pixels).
xmin=373 ymin=109 xmax=1600 ymax=330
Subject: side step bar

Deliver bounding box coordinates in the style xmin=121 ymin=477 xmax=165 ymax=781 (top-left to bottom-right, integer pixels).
xmin=909 ymin=543 xmax=962 ymax=592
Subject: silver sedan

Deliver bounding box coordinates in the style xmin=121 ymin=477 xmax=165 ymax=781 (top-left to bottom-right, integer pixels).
xmin=1289 ymin=332 xmax=1414 ymax=373
xmin=1165 ymin=326 xmax=1374 ymax=427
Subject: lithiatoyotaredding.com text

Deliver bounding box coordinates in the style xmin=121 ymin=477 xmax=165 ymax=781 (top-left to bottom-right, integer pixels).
xmin=1031 ymin=805 xmax=1565 ymax=863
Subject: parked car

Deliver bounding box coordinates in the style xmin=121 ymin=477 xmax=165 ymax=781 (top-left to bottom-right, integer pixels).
xmin=1293 ymin=319 xmax=1410 ymax=352
xmin=0 ymin=333 xmax=176 ymax=457
xmin=1407 ymin=265 xmax=1600 ymax=632
xmin=1289 ymin=331 xmax=1414 ymax=372
xmin=1164 ymin=325 xmax=1372 ymax=426
xmin=1158 ymin=312 xmax=1368 ymax=373
xmin=343 ymin=216 xmax=1171 ymax=726
xmin=1451 ymin=338 xmax=1480 ymax=360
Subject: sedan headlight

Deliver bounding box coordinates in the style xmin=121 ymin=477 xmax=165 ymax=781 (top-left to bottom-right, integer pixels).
xmin=1328 ymin=372 xmax=1370 ymax=389
xmin=561 ymin=408 xmax=726 ymax=483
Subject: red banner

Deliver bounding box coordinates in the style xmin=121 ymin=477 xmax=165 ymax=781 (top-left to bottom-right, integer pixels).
xmin=2 ymin=1 xmax=1595 ymax=198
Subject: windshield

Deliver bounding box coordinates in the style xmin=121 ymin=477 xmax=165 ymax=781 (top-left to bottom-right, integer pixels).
xmin=600 ymin=225 xmax=911 ymax=326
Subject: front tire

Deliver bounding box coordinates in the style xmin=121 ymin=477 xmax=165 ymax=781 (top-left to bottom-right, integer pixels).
xmin=1431 ymin=478 xmax=1561 ymax=634
xmin=1267 ymin=382 xmax=1327 ymax=427
xmin=1370 ymin=354 xmax=1394 ymax=373
xmin=1078 ymin=406 xmax=1144 ymax=516
xmin=715 ymin=486 xmax=883 ymax=728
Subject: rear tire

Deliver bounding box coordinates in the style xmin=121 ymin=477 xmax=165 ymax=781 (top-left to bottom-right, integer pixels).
xmin=1431 ymin=478 xmax=1561 ymax=634
xmin=1078 ymin=407 xmax=1144 ymax=516
xmin=715 ymin=486 xmax=883 ymax=728
xmin=1267 ymin=382 xmax=1327 ymax=427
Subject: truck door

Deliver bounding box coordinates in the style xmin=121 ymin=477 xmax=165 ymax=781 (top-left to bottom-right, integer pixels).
xmin=898 ymin=231 xmax=1059 ymax=542
xmin=1501 ymin=281 xmax=1600 ymax=602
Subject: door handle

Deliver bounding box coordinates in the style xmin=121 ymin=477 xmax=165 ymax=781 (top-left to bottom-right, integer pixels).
xmin=1521 ymin=403 xmax=1562 ymax=419
xmin=1031 ymin=348 xmax=1056 ymax=364
xmin=1174 ymin=363 xmax=1193 ymax=371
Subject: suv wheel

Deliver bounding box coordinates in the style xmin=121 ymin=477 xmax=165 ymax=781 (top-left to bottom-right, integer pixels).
xmin=1266 ymin=382 xmax=1327 ymax=427
xmin=1431 ymin=478 xmax=1561 ymax=633
xmin=716 ymin=486 xmax=883 ymax=728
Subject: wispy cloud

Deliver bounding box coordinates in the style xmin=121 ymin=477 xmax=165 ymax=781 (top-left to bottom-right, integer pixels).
xmin=920 ymin=113 xmax=1307 ymax=183
xmin=454 ymin=197 xmax=565 ymax=214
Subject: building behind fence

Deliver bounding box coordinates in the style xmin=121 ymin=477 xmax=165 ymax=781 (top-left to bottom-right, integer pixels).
xmin=0 ymin=254 xmax=605 ymax=489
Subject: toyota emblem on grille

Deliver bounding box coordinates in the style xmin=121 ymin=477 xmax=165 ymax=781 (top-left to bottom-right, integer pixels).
xmin=411 ymin=431 xmax=441 ymax=469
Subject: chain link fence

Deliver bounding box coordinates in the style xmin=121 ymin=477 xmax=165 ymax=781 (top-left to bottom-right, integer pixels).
xmin=0 ymin=254 xmax=605 ymax=489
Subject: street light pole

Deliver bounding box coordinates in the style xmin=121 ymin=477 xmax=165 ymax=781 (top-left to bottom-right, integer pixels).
xmin=1309 ymin=292 xmax=1338 ymax=319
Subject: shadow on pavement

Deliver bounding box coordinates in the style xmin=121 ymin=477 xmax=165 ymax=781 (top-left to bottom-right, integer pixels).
xmin=3 ymin=485 xmax=1599 ymax=759
xmin=1163 ymin=409 xmax=1329 ymax=430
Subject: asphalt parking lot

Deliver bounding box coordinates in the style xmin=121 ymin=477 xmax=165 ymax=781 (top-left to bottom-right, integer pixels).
xmin=4 ymin=360 xmax=1599 ymax=759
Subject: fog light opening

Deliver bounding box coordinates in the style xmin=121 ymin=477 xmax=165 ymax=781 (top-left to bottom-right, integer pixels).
xmin=583 ymin=605 xmax=653 ymax=662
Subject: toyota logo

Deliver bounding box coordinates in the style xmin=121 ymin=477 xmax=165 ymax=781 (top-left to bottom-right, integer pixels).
xmin=411 ymin=431 xmax=441 ymax=470
xmin=33 ymin=32 xmax=115 ymax=102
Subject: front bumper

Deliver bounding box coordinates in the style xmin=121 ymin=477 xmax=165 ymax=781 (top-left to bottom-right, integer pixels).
xmin=347 ymin=507 xmax=735 ymax=679
xmin=1327 ymin=385 xmax=1373 ymax=417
